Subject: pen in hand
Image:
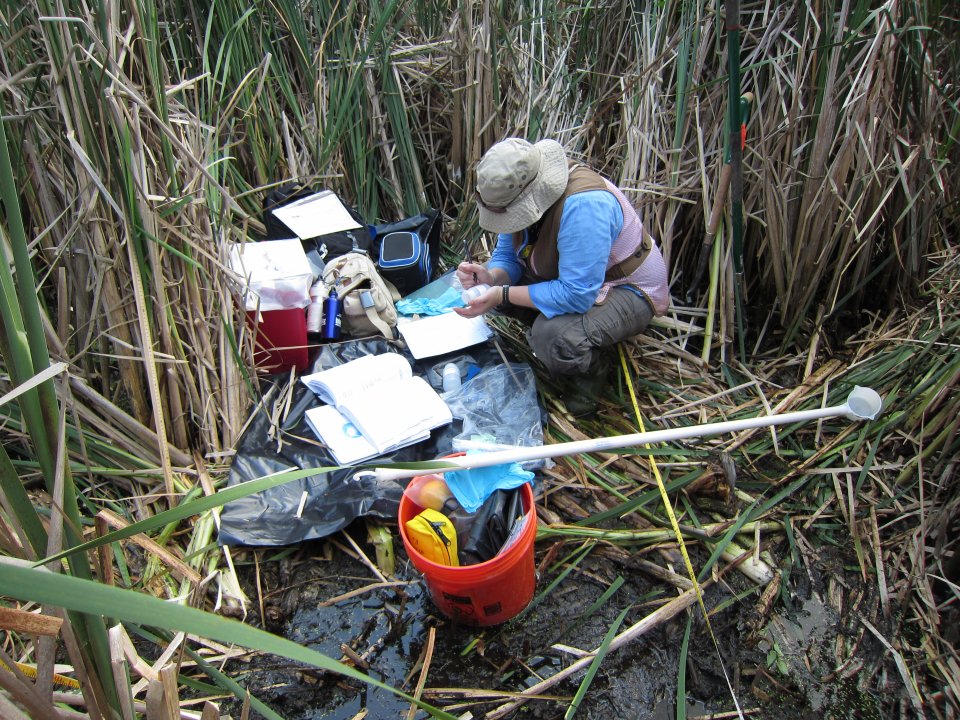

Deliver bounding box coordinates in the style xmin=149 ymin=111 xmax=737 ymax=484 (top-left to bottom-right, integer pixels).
xmin=464 ymin=238 xmax=478 ymax=285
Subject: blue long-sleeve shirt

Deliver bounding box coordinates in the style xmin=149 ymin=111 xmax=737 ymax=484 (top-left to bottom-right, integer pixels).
xmin=488 ymin=190 xmax=623 ymax=319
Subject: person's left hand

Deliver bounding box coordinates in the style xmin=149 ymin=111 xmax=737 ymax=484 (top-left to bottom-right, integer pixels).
xmin=453 ymin=284 xmax=500 ymax=318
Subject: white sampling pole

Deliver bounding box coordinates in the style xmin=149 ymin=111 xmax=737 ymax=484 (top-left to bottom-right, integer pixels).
xmin=354 ymin=386 xmax=883 ymax=483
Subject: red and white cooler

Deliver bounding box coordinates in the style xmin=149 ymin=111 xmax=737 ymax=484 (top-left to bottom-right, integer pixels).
xmin=229 ymin=239 xmax=312 ymax=374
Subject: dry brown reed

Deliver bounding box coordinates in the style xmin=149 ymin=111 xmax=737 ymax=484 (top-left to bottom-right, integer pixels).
xmin=0 ymin=0 xmax=957 ymax=717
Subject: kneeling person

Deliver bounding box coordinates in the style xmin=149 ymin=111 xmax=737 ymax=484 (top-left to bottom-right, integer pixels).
xmin=455 ymin=138 xmax=670 ymax=413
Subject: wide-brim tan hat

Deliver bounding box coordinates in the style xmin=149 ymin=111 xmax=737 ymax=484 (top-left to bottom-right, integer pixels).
xmin=475 ymin=138 xmax=569 ymax=234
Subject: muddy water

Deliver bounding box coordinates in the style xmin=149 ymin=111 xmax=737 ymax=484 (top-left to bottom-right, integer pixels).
xmin=229 ymin=537 xmax=745 ymax=719
xmin=227 ymin=529 xmax=895 ymax=719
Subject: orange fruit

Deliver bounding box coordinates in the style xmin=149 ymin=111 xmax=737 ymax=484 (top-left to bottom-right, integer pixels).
xmin=410 ymin=476 xmax=452 ymax=510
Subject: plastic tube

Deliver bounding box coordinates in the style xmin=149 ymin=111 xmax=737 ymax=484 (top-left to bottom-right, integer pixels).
xmin=355 ymin=386 xmax=882 ymax=483
xmin=461 ymin=284 xmax=490 ymax=304
xmin=441 ymin=363 xmax=461 ymax=393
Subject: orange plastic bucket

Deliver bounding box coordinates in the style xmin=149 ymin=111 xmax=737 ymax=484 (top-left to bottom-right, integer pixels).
xmin=399 ymin=473 xmax=536 ymax=626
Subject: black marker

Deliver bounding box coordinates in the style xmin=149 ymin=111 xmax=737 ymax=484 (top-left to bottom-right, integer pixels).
xmin=464 ymin=238 xmax=478 ymax=284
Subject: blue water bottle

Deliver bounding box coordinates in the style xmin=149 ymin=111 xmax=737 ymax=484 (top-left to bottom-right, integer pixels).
xmin=322 ymin=288 xmax=342 ymax=340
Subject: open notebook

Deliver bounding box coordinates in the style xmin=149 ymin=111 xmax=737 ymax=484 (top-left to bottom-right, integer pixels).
xmin=302 ymin=353 xmax=452 ymax=465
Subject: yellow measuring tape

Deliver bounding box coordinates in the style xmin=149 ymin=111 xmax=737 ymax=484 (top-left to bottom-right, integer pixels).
xmin=0 ymin=660 xmax=81 ymax=689
xmin=618 ymin=346 xmax=744 ymax=717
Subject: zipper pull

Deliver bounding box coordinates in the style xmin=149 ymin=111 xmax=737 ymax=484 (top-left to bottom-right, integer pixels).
xmin=429 ymin=520 xmax=453 ymax=565
xmin=429 ymin=521 xmax=451 ymax=546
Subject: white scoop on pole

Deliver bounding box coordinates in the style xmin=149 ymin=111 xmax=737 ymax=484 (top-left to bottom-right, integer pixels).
xmin=354 ymin=386 xmax=883 ymax=484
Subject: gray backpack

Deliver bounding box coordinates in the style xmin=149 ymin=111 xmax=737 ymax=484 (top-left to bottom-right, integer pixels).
xmin=322 ymin=252 xmax=400 ymax=339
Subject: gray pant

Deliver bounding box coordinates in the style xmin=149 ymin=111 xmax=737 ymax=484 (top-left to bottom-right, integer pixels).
xmin=526 ymin=287 xmax=654 ymax=376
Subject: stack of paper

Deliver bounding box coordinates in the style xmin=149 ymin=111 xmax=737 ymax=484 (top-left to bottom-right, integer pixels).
xmin=302 ymin=353 xmax=452 ymax=465
xmin=270 ymin=190 xmax=362 ymax=240
xmin=397 ymin=312 xmax=493 ymax=359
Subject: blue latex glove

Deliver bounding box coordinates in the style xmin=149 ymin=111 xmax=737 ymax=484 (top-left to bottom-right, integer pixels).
xmin=396 ymin=286 xmax=464 ymax=316
xmin=445 ymin=462 xmax=535 ymax=512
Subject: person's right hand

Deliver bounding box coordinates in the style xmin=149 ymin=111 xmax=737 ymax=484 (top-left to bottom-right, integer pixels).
xmin=456 ymin=261 xmax=492 ymax=289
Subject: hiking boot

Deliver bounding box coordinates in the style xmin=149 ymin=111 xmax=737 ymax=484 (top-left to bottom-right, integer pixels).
xmin=562 ymin=354 xmax=613 ymax=418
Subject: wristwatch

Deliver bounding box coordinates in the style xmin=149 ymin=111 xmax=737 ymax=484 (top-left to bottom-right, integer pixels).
xmin=500 ymin=285 xmax=512 ymax=308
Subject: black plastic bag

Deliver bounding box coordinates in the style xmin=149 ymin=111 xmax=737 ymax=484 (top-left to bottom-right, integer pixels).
xmin=218 ymin=340 xmax=543 ymax=548
xmin=218 ymin=339 xmax=423 ymax=546
xmin=459 ymin=488 xmax=523 ymax=565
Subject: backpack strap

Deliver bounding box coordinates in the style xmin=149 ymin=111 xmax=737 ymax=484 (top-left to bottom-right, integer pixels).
xmin=605 ymin=227 xmax=654 ymax=281
xmin=382 ymin=277 xmax=401 ymax=303
xmin=358 ymin=289 xmax=395 ymax=339
xmin=338 ymin=276 xmax=399 ymax=339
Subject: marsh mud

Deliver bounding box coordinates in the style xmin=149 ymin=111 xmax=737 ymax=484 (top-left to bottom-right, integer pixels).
xmin=223 ymin=522 xmax=907 ymax=719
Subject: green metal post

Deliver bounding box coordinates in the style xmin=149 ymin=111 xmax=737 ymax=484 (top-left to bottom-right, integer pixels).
xmin=726 ymin=0 xmax=746 ymax=362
